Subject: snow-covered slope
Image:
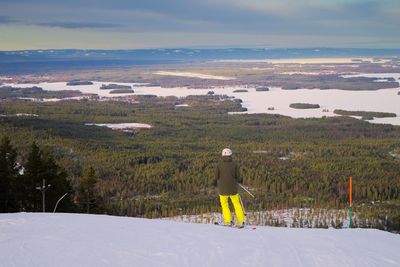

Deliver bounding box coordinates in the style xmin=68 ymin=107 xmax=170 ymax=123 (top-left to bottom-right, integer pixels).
xmin=1 ymin=213 xmax=399 ymax=267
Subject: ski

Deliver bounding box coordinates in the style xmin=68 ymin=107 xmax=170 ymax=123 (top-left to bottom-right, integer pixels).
xmin=214 ymin=222 xmax=256 ymax=230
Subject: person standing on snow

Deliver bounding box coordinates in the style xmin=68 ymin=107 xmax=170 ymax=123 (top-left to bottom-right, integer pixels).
xmin=214 ymin=148 xmax=245 ymax=228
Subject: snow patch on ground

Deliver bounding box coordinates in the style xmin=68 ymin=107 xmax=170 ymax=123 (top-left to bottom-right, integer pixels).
xmin=15 ymin=113 xmax=39 ymax=117
xmin=1 ymin=213 xmax=399 ymax=267
xmin=85 ymin=123 xmax=152 ymax=130
xmin=175 ymin=104 xmax=189 ymax=107
xmin=17 ymin=96 xmax=93 ymax=102
xmin=0 ymin=113 xmax=39 ymax=117
xmin=280 ymin=71 xmax=338 ymax=75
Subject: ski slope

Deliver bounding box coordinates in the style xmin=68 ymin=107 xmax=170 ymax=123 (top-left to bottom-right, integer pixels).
xmin=0 ymin=213 xmax=399 ymax=267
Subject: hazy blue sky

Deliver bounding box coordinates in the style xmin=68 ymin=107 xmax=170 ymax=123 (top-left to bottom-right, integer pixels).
xmin=0 ymin=0 xmax=399 ymax=50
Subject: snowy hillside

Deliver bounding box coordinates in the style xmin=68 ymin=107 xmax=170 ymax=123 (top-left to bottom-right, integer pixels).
xmin=1 ymin=213 xmax=399 ymax=267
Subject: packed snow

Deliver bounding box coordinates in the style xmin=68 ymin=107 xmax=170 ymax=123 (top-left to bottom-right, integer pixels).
xmin=0 ymin=213 xmax=399 ymax=267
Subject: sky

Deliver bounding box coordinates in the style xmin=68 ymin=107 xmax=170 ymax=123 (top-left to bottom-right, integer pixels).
xmin=0 ymin=0 xmax=399 ymax=50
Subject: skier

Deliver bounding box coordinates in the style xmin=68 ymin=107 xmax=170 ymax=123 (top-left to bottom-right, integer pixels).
xmin=213 ymin=148 xmax=245 ymax=228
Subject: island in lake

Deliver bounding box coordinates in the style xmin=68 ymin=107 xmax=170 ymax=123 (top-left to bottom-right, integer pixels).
xmin=256 ymin=87 xmax=269 ymax=91
xmin=289 ymin=103 xmax=320 ymax=109
xmin=333 ymin=109 xmax=397 ymax=120
xmin=100 ymin=84 xmax=132 ymax=90
xmin=0 ymin=86 xmax=87 ymax=99
xmin=66 ymin=80 xmax=93 ymax=86
xmin=109 ymin=89 xmax=135 ymax=94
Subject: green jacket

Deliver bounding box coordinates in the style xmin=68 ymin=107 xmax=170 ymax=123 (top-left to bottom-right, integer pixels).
xmin=214 ymin=156 xmax=242 ymax=195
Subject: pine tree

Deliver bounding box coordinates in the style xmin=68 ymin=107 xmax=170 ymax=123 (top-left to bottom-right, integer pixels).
xmin=78 ymin=166 xmax=99 ymax=213
xmin=0 ymin=136 xmax=20 ymax=212
xmin=41 ymin=150 xmax=73 ymax=212
xmin=21 ymin=142 xmax=43 ymax=211
xmin=21 ymin=142 xmax=73 ymax=212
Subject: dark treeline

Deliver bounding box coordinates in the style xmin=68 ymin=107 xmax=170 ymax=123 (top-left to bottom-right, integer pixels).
xmin=0 ymin=137 xmax=71 ymax=212
xmin=0 ymin=136 xmax=101 ymax=213
xmin=0 ymin=86 xmax=84 ymax=99
xmin=0 ymin=95 xmax=399 ymax=232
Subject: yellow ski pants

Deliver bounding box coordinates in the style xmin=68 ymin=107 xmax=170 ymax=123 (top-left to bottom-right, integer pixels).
xmin=219 ymin=194 xmax=245 ymax=224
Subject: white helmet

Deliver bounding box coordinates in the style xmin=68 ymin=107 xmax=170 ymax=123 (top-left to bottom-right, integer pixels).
xmin=222 ymin=148 xmax=232 ymax=156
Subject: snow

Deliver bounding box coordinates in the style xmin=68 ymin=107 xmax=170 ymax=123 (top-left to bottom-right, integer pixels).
xmin=175 ymin=104 xmax=189 ymax=107
xmin=15 ymin=113 xmax=39 ymax=117
xmin=0 ymin=113 xmax=39 ymax=117
xmin=17 ymin=96 xmax=93 ymax=102
xmin=1 ymin=213 xmax=399 ymax=267
xmin=280 ymin=71 xmax=337 ymax=75
xmin=230 ymin=86 xmax=400 ymax=124
xmin=85 ymin=123 xmax=152 ymax=130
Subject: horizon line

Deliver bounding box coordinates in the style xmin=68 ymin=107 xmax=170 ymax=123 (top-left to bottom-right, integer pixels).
xmin=2 ymin=47 xmax=400 ymax=53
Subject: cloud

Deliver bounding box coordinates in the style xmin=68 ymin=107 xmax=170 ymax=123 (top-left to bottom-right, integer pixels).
xmin=0 ymin=0 xmax=396 ymax=34
xmin=0 ymin=0 xmax=398 ymax=49
xmin=37 ymin=21 xmax=120 ymax=29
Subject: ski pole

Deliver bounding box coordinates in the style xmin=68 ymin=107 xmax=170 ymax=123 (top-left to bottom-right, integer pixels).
xmin=239 ymin=184 xmax=255 ymax=198
xmin=53 ymin=193 xmax=68 ymax=213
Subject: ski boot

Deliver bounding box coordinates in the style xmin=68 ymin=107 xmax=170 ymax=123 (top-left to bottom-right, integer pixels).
xmin=237 ymin=222 xmax=245 ymax=229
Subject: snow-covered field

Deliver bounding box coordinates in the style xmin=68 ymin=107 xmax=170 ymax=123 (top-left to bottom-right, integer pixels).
xmin=17 ymin=96 xmax=92 ymax=102
xmin=4 ymin=72 xmax=400 ymax=125
xmin=1 ymin=213 xmax=399 ymax=267
xmin=85 ymin=123 xmax=152 ymax=130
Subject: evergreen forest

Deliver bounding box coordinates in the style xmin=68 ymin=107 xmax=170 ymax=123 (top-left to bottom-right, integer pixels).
xmin=1 ymin=95 xmax=399 ymax=232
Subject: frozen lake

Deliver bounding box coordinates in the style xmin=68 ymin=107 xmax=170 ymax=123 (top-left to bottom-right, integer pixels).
xmin=4 ymin=73 xmax=400 ymax=125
